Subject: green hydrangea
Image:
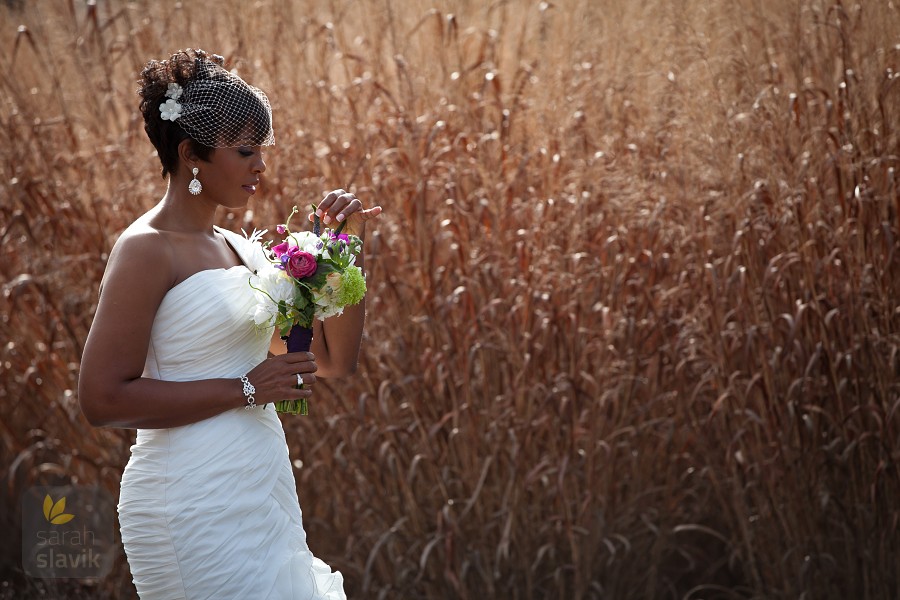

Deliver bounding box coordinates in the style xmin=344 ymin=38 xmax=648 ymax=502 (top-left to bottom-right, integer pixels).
xmin=338 ymin=266 xmax=366 ymax=306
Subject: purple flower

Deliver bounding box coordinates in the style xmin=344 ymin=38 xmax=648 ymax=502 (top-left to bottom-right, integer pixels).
xmin=276 ymin=224 xmax=287 ymax=234
xmin=327 ymin=232 xmax=349 ymax=253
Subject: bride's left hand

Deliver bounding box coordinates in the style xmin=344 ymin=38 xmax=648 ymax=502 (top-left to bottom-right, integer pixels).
xmin=310 ymin=189 xmax=383 ymax=238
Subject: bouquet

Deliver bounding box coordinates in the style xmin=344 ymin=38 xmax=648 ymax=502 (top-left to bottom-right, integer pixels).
xmin=249 ymin=205 xmax=366 ymax=414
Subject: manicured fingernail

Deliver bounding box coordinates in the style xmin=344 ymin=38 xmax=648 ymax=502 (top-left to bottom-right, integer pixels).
xmin=323 ymin=215 xmax=331 ymax=224
xmin=336 ymin=213 xmax=345 ymax=222
xmin=315 ymin=209 xmax=322 ymax=217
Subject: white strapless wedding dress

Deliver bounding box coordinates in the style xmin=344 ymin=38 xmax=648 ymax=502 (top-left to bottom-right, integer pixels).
xmin=117 ymin=228 xmax=345 ymax=600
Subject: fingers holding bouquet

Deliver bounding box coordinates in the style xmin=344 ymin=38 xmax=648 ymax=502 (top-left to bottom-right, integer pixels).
xmin=311 ymin=189 xmax=382 ymax=237
xmin=244 ymin=352 xmax=318 ymax=406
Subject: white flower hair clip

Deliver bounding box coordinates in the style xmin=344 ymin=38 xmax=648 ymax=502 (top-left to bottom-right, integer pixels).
xmin=165 ymin=82 xmax=183 ymax=100
xmin=159 ymin=82 xmax=184 ymax=121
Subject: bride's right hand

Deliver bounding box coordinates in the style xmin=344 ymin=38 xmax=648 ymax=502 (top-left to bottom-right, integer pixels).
xmin=243 ymin=352 xmax=317 ymax=405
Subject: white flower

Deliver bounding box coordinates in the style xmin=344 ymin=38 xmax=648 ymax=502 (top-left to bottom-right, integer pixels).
xmin=240 ymin=228 xmax=272 ymax=273
xmin=287 ymin=231 xmax=322 ymax=255
xmin=246 ymin=244 xmax=272 ymax=273
xmin=165 ymin=82 xmax=183 ymax=100
xmin=250 ymin=266 xmax=295 ymax=327
xmin=252 ymin=303 xmax=277 ymax=327
xmin=312 ymin=272 xmax=344 ymax=320
xmin=250 ymin=264 xmax=297 ymax=328
xmin=159 ymin=98 xmax=182 ymax=121
xmin=242 ymin=228 xmax=268 ymax=246
xmin=257 ymin=264 xmax=296 ymax=303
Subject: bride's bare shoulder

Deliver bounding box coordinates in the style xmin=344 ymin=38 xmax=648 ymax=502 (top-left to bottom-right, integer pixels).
xmin=110 ymin=218 xmax=171 ymax=262
xmin=101 ymin=218 xmax=175 ymax=291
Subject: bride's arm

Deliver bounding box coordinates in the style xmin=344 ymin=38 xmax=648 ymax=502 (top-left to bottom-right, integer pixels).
xmin=308 ymin=190 xmax=382 ymax=378
xmin=78 ymin=230 xmax=312 ymax=429
xmin=310 ymin=258 xmax=367 ymax=378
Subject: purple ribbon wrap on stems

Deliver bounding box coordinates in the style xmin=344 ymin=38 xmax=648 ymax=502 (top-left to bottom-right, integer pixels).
xmin=275 ymin=325 xmax=313 ymax=415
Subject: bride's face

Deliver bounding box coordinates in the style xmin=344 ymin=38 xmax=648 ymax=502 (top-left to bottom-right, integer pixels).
xmin=199 ymin=145 xmax=267 ymax=208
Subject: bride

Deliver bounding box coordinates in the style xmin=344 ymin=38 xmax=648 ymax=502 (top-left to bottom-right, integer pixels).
xmin=78 ymin=48 xmax=381 ymax=599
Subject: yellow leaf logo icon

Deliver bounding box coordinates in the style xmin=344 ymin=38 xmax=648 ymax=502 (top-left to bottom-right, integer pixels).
xmin=42 ymin=494 xmax=75 ymax=525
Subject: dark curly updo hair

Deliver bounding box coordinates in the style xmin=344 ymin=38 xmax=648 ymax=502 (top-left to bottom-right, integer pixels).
xmin=139 ymin=48 xmax=220 ymax=177
xmin=139 ymin=48 xmax=274 ymax=179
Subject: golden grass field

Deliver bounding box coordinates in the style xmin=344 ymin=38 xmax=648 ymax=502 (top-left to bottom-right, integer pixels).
xmin=1 ymin=0 xmax=899 ymax=598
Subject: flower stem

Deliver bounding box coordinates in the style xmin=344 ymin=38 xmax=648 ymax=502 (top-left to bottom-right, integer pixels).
xmin=274 ymin=398 xmax=308 ymax=415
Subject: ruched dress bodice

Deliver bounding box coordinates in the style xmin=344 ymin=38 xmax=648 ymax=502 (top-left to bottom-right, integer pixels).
xmin=117 ymin=228 xmax=345 ymax=600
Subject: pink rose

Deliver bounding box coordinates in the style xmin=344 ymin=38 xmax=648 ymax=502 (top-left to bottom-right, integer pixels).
xmin=285 ymin=247 xmax=317 ymax=279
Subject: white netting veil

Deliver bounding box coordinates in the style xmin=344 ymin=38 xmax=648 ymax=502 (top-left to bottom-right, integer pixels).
xmin=175 ymin=60 xmax=274 ymax=148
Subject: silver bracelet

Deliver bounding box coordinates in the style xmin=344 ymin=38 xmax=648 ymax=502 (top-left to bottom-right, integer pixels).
xmin=240 ymin=375 xmax=257 ymax=410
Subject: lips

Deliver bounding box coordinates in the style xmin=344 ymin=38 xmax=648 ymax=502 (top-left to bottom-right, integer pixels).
xmin=242 ymin=183 xmax=258 ymax=195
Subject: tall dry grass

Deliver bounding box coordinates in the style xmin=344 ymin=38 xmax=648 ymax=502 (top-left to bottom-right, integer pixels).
xmin=1 ymin=0 xmax=898 ymax=598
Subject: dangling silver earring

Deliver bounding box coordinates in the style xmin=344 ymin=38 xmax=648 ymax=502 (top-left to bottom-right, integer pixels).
xmin=188 ymin=167 xmax=202 ymax=195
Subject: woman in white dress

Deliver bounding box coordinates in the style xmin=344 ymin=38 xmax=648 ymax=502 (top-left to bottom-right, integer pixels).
xmin=78 ymin=48 xmax=381 ymax=599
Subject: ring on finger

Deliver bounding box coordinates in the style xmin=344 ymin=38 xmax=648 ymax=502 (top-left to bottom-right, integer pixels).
xmin=296 ymin=374 xmax=304 ymax=387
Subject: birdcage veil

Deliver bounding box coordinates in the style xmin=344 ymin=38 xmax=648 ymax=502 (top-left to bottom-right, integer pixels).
xmin=164 ymin=59 xmax=275 ymax=148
